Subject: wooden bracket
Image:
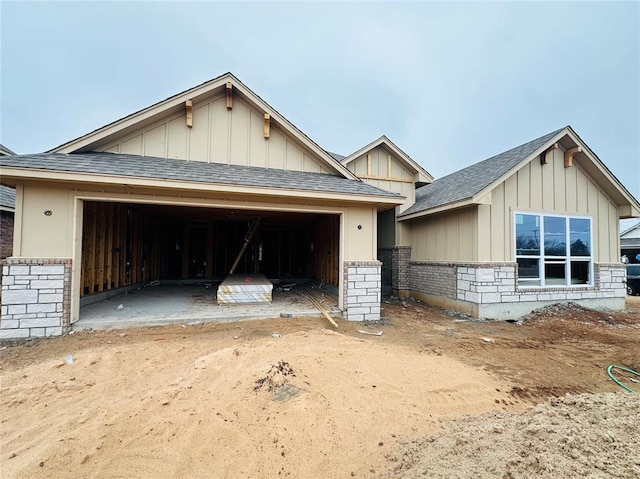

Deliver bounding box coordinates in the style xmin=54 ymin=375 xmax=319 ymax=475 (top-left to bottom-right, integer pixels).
xmin=564 ymin=147 xmax=581 ymax=168
xmin=263 ymin=113 xmax=270 ymax=139
xmin=185 ymin=100 xmax=193 ymax=128
xmin=226 ymin=82 xmax=233 ymax=110
xmin=542 ymin=143 xmax=559 ymax=164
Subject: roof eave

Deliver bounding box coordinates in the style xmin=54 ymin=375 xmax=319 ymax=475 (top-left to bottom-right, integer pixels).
xmin=398 ymin=198 xmax=474 ymax=221
xmin=0 ymin=166 xmax=404 ymax=206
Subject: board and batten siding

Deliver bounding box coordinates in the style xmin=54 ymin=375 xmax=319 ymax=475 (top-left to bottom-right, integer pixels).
xmin=97 ymin=93 xmax=333 ymax=175
xmin=345 ymin=145 xmax=416 ymax=212
xmin=408 ymin=207 xmax=478 ymax=262
xmin=478 ymin=148 xmax=619 ymax=263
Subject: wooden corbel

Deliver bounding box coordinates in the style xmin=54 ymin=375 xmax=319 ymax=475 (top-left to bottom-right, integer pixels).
xmin=564 ymin=147 xmax=581 ymax=168
xmin=226 ymin=82 xmax=233 ymax=110
xmin=542 ymin=143 xmax=559 ymax=164
xmin=263 ymin=113 xmax=270 ymax=139
xmin=185 ymin=100 xmax=193 ymax=128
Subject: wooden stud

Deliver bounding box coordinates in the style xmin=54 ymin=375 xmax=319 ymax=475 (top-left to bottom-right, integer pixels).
xmin=96 ymin=205 xmax=106 ymax=292
xmin=106 ymin=203 xmax=113 ymax=290
xmin=226 ymin=82 xmax=233 ymax=110
xmin=264 ymin=113 xmax=270 ymax=139
xmin=542 ymin=143 xmax=559 ymax=165
xmin=565 ymin=146 xmax=581 ymax=168
xmin=185 ymin=100 xmax=193 ymax=128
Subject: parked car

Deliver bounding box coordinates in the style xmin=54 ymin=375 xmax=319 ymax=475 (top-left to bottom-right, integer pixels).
xmin=627 ymin=264 xmax=640 ymax=296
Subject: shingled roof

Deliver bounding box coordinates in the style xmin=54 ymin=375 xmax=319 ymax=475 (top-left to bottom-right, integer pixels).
xmin=0 ymin=185 xmax=16 ymax=211
xmin=400 ymin=127 xmax=566 ymax=217
xmin=0 ymin=152 xmax=402 ymax=199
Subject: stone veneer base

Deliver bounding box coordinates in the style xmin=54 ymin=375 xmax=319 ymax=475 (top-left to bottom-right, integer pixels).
xmin=1 ymin=258 xmax=72 ymax=339
xmin=343 ymin=261 xmax=382 ymax=321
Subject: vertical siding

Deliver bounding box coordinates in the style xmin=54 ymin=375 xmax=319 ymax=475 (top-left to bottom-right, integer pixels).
xmin=97 ymin=95 xmax=333 ymax=175
xmin=484 ymin=149 xmax=619 ymax=262
xmin=408 ymin=207 xmax=477 ymax=262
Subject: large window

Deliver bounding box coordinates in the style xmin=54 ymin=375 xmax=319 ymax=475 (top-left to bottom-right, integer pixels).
xmin=514 ymin=212 xmax=592 ymax=287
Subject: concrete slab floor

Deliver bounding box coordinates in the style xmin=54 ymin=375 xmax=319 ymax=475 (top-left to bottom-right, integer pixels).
xmin=73 ymin=283 xmax=341 ymax=331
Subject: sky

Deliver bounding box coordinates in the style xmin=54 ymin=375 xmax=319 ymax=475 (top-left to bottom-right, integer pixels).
xmin=1 ymin=1 xmax=639 ymax=220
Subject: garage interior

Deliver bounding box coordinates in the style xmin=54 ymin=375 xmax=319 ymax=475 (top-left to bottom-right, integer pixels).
xmin=76 ymin=201 xmax=341 ymax=329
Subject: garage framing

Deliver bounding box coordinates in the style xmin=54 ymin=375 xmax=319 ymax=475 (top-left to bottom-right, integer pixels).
xmin=70 ymin=191 xmax=350 ymax=325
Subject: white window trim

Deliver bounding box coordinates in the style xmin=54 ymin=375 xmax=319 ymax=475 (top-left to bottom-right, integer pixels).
xmin=513 ymin=211 xmax=594 ymax=288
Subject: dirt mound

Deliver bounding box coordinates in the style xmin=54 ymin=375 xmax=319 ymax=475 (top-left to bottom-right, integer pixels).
xmin=516 ymin=302 xmax=626 ymax=327
xmin=389 ymin=392 xmax=640 ymax=479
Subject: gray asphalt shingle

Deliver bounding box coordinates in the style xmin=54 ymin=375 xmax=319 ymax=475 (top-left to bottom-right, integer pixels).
xmin=0 ymin=185 xmax=16 ymax=210
xmin=0 ymin=152 xmax=402 ymax=199
xmin=400 ymin=127 xmax=566 ymax=217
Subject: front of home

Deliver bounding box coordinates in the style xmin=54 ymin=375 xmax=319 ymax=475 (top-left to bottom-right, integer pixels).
xmin=1 ymin=73 xmax=638 ymax=338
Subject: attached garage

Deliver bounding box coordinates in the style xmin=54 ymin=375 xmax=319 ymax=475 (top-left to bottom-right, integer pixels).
xmin=0 ymin=73 xmax=402 ymax=338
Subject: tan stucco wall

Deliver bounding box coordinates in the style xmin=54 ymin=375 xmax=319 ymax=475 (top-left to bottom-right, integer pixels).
xmin=96 ymin=94 xmax=333 ymax=174
xmin=407 ymin=207 xmax=478 ymax=262
xmin=14 ymin=184 xmax=75 ymax=258
xmin=14 ymin=182 xmax=380 ymax=266
xmin=478 ymin=148 xmax=620 ymax=263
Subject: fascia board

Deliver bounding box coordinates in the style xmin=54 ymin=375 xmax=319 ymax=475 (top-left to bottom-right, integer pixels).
xmin=397 ymin=198 xmax=474 ymax=221
xmin=1 ymin=167 xmax=404 ymax=206
xmin=470 ymin=128 xmax=571 ymax=205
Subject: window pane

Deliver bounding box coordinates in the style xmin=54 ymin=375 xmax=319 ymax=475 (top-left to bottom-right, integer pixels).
xmin=544 ymin=216 xmax=566 ymax=256
xmin=570 ymin=261 xmax=590 ymax=284
xmin=545 ymin=261 xmax=566 ymax=285
xmin=515 ymin=214 xmax=540 ymax=255
xmin=517 ymin=258 xmax=540 ymax=286
xmin=570 ymin=218 xmax=591 ymax=256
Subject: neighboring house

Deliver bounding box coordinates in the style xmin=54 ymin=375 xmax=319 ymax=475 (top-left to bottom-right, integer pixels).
xmin=0 ymin=73 xmax=638 ymax=338
xmin=620 ymin=220 xmax=640 ymax=264
xmin=0 ymin=144 xmax=17 ymax=260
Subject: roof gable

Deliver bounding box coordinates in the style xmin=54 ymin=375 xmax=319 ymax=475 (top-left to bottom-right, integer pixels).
xmin=50 ymin=73 xmax=358 ymax=180
xmin=400 ymin=126 xmax=640 ymax=220
xmin=340 ymin=136 xmax=433 ymax=184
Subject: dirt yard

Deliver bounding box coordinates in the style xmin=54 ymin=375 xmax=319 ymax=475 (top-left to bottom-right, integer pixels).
xmin=1 ymin=297 xmax=639 ymax=478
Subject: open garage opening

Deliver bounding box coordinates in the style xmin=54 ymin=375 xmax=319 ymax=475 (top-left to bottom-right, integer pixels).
xmin=76 ymin=200 xmax=341 ymax=328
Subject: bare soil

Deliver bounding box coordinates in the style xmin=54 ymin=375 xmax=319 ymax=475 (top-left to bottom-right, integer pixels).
xmin=1 ymin=296 xmax=639 ymax=478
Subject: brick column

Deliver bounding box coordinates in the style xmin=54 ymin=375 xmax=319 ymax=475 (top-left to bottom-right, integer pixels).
xmin=1 ymin=258 xmax=72 ymax=339
xmin=343 ymin=261 xmax=381 ymax=321
xmin=391 ymin=246 xmax=411 ymax=297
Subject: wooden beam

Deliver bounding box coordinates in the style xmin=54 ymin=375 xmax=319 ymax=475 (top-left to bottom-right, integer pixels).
xmin=542 ymin=143 xmax=559 ymax=165
xmin=263 ymin=113 xmax=270 ymax=139
xmin=226 ymin=82 xmax=233 ymax=110
xmin=185 ymin=100 xmax=193 ymax=128
xmin=565 ymin=146 xmax=581 ymax=168
xmin=229 ymin=218 xmax=261 ymax=275
xmin=359 ymin=174 xmax=413 ymax=183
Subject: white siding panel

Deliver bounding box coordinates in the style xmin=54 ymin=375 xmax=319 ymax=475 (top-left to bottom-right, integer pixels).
xmin=144 ymin=124 xmax=166 ymax=158
xmin=210 ymin=97 xmax=229 ymax=164
xmin=229 ymin=101 xmax=250 ymax=165
xmin=167 ymin=117 xmax=188 ymax=159
xmin=120 ymin=135 xmax=143 ymax=155
xmin=286 ymin=140 xmax=304 ymax=171
xmin=189 ymin=104 xmax=210 ymax=161
xmin=250 ymin=110 xmax=267 ymax=168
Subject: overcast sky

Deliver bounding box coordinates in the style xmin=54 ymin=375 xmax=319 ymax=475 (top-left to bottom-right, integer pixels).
xmin=1 ymin=1 xmax=639 ymax=212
